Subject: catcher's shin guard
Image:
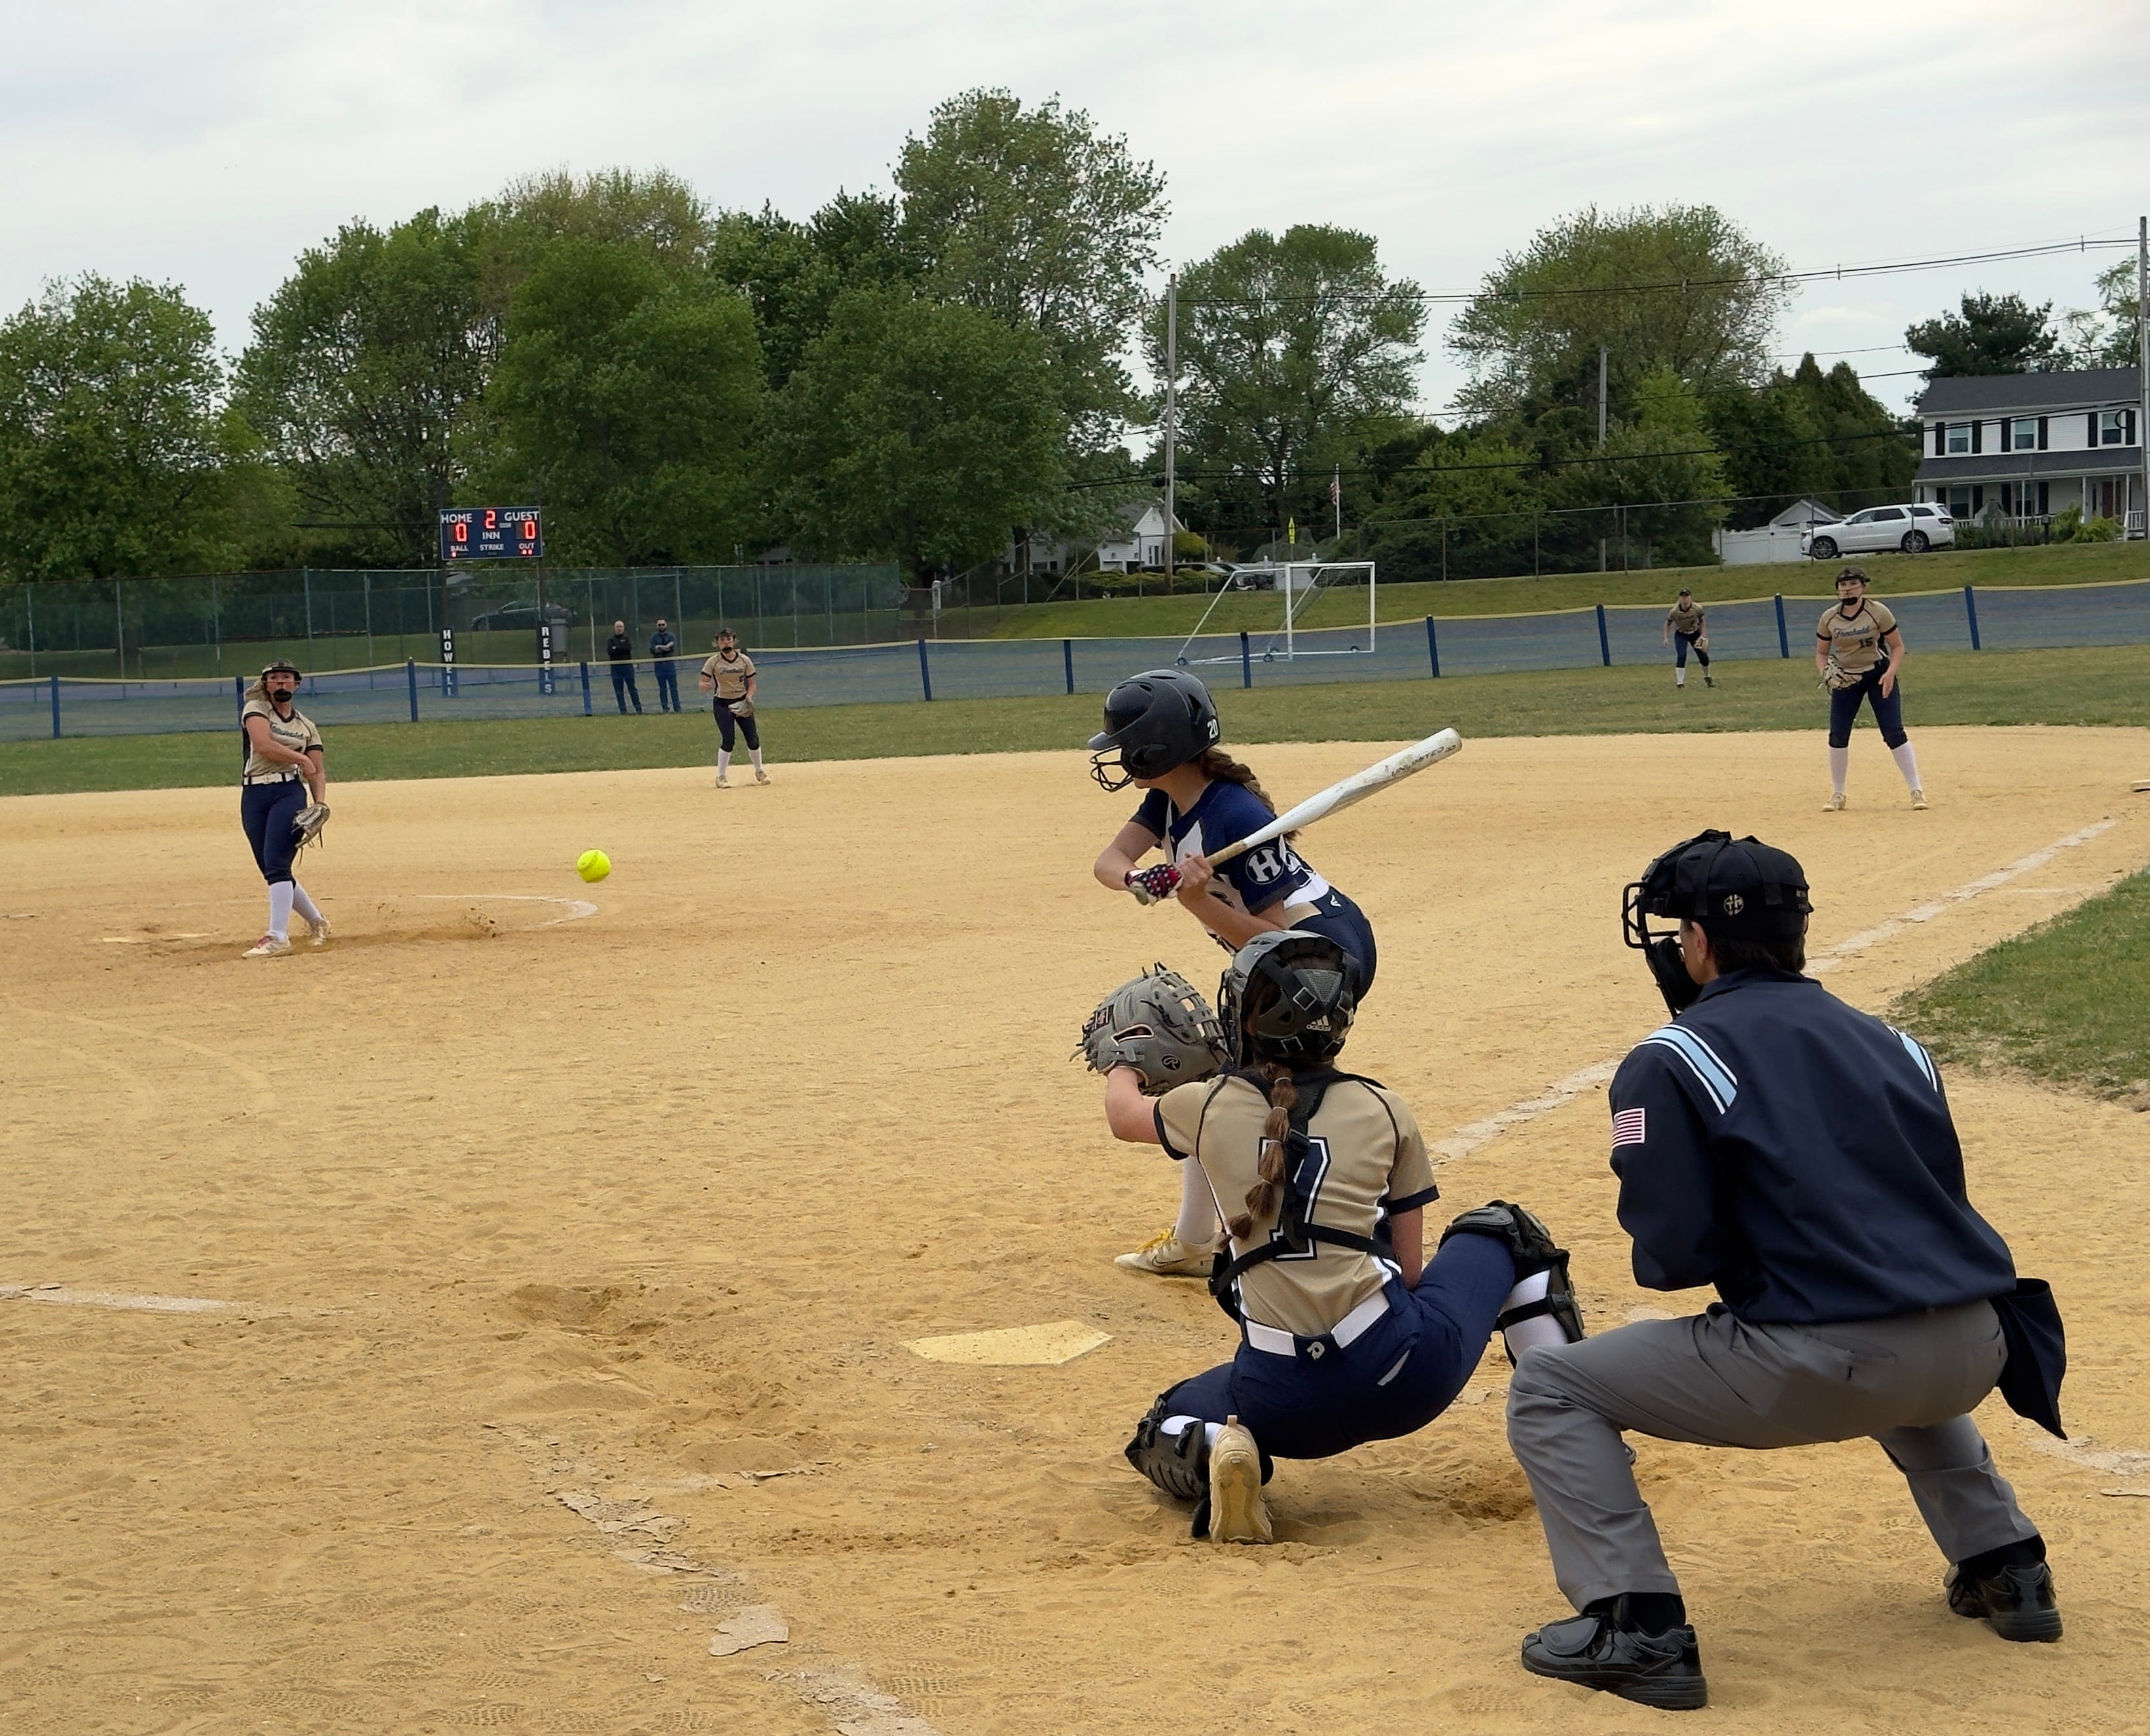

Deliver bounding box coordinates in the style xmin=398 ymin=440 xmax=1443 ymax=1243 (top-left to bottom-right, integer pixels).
xmin=1125 ymin=1393 xmax=1208 ymax=1504
xmin=1439 ymin=1201 xmax=1586 ymax=1365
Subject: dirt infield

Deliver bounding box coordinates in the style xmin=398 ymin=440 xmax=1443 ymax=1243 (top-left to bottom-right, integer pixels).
xmin=5 ymin=727 xmax=2149 ymax=1735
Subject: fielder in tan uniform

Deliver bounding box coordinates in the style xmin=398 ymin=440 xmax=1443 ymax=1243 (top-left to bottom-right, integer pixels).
xmin=237 ymin=660 xmax=330 ymax=957
xmin=1662 ymin=589 xmax=1713 ymax=689
xmin=697 ymin=629 xmax=766 ymax=788
xmin=1111 ymin=930 xmax=1585 ymax=1544
xmin=1816 ymin=567 xmax=1922 ymax=811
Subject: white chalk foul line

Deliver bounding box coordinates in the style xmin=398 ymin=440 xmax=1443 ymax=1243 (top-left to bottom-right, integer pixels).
xmin=1433 ymin=816 xmax=2127 ymax=1167
xmin=412 ymin=894 xmax=598 ymax=925
xmin=1 ymin=1281 xmax=229 ymax=1314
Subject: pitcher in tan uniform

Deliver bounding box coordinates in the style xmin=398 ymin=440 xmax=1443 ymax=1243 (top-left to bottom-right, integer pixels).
xmin=236 ymin=660 xmax=330 ymax=958
xmin=698 ymin=628 xmax=766 ymax=788
xmin=1102 ymin=930 xmax=1586 ymax=1544
xmin=1816 ymin=567 xmax=1924 ymax=811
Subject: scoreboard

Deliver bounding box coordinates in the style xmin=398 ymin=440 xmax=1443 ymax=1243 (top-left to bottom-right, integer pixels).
xmin=439 ymin=507 xmax=543 ymax=561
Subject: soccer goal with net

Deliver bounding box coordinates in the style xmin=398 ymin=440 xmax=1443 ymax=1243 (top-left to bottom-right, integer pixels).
xmin=1174 ymin=561 xmax=1378 ymax=669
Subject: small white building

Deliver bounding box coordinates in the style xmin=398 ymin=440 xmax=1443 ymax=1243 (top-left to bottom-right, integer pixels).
xmin=1913 ymin=366 xmax=2145 ymax=531
xmin=1092 ymin=501 xmax=1187 ymax=572
xmin=1713 ymin=499 xmax=1844 ymax=566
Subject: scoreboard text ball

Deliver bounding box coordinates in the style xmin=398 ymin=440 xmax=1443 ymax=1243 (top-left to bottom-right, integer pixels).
xmin=439 ymin=507 xmax=543 ymax=561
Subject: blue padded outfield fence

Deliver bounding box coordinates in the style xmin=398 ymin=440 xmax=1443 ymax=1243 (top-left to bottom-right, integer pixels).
xmin=5 ymin=577 xmax=2148 ymax=742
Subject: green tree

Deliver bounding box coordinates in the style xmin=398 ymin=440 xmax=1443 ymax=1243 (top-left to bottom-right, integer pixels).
xmin=1354 ymin=421 xmax=1544 ymax=580
xmin=1705 ymin=355 xmax=1916 ymax=522
xmin=897 ymin=88 xmax=1166 ymax=450
xmin=477 ymin=168 xmax=713 ymax=317
xmin=483 ymin=239 xmax=764 ymax=565
xmin=0 ymin=274 xmax=255 ymax=581
xmin=707 ymin=191 xmax=917 ymax=391
xmin=768 ymin=288 xmax=1063 ymax=577
xmin=1906 ymin=291 xmax=2058 ymax=378
xmin=1156 ymin=225 xmax=1424 ymax=545
xmin=237 ymin=208 xmax=491 ymax=565
xmin=1451 ymin=205 xmax=1791 ymax=423
xmin=1554 ymin=367 xmax=1729 ymax=567
xmin=2060 ymin=258 xmax=2143 ymax=368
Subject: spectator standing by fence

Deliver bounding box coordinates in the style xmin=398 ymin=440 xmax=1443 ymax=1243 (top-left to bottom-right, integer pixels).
xmin=605 ymin=620 xmax=644 ymax=715
xmin=650 ymin=619 xmax=681 ymax=712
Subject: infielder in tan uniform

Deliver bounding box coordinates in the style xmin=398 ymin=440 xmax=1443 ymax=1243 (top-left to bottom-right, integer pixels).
xmin=1109 ymin=930 xmax=1585 ymax=1544
xmin=1662 ymin=589 xmax=1713 ymax=690
xmin=697 ymin=629 xmax=766 ymax=788
xmin=1816 ymin=567 xmax=1924 ymax=811
xmin=237 ymin=660 xmax=330 ymax=958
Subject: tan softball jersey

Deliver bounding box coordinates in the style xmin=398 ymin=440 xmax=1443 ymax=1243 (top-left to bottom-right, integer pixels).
xmin=1816 ymin=599 xmax=1897 ymax=675
xmin=240 ymin=698 xmax=321 ymax=781
xmin=1155 ymin=1073 xmax=1439 ymax=1338
xmin=701 ymin=650 xmax=756 ymax=700
xmin=1667 ymin=599 xmax=1705 ymax=634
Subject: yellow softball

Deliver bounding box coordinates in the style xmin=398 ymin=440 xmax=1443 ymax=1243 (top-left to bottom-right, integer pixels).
xmin=576 ymin=849 xmax=611 ymax=883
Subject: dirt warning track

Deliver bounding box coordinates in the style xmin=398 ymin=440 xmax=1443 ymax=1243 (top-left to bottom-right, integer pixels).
xmin=3 ymin=727 xmax=2148 ymax=1734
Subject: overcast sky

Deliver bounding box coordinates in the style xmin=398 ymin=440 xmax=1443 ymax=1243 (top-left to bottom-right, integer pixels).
xmin=3 ymin=0 xmax=2143 ymax=417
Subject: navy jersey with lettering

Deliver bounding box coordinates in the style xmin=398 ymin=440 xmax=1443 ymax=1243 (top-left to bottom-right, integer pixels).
xmin=1133 ymin=780 xmax=1333 ymax=915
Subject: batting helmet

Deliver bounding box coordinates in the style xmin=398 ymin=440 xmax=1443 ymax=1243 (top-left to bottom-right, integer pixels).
xmin=260 ymin=659 xmax=302 ymax=681
xmin=1087 ymin=668 xmax=1221 ymax=791
xmin=1219 ymin=929 xmax=1357 ymax=1067
xmin=1622 ymin=830 xmax=1812 ymax=1014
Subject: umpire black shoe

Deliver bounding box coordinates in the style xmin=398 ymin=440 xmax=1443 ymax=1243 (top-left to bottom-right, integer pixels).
xmin=1947 ymin=1560 xmax=2063 ymax=1642
xmin=1521 ymin=1610 xmax=1707 ymax=1711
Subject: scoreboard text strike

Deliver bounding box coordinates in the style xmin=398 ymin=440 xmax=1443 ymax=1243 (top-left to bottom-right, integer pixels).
xmin=440 ymin=508 xmax=543 ymax=561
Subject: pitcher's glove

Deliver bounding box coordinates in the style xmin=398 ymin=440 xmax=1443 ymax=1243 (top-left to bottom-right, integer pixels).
xmin=291 ymin=802 xmax=331 ymax=849
xmin=728 ymin=698 xmax=755 ymax=718
xmin=1124 ymin=864 xmax=1181 ymax=906
xmin=1076 ymin=964 xmax=1227 ymax=1093
xmin=1819 ymin=656 xmax=1860 ymax=691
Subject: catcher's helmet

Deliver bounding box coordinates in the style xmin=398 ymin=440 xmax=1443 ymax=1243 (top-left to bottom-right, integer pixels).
xmin=1088 ymin=669 xmax=1220 ymax=791
xmin=1622 ymin=830 xmax=1812 ymax=1013
xmin=1219 ymin=929 xmax=1356 ymax=1067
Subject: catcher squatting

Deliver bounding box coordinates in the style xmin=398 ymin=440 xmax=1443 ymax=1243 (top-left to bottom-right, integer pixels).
xmin=238 ymin=659 xmax=331 ymax=959
xmin=1079 ymin=675 xmax=2067 ymax=1712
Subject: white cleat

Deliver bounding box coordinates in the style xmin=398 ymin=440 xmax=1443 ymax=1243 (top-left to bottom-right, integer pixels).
xmin=307 ymin=916 xmax=331 ymax=948
xmin=1208 ymin=1417 xmax=1272 ymax=1546
xmin=715 ymin=774 xmax=730 ymax=788
xmin=243 ymin=933 xmax=292 ymax=958
xmin=1113 ymin=1230 xmax=1214 ymax=1278
xmin=755 ymin=768 xmax=771 ymax=785
xmin=1822 ymin=792 xmax=1847 ymax=813
xmin=1910 ymin=788 xmax=1929 ymax=811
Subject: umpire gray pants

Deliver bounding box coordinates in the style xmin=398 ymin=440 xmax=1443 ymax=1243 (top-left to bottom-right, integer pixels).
xmin=1506 ymin=1301 xmax=2039 ymax=1609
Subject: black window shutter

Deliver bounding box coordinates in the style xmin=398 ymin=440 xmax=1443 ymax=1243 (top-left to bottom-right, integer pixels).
xmin=1971 ymin=420 xmax=1983 ymax=453
xmin=2038 ymin=481 xmax=2049 ymax=514
xmin=2090 ymin=411 xmax=2100 ymax=445
xmin=1934 ymin=422 xmax=1945 ymax=455
xmin=2129 ymin=410 xmax=2138 ymax=447
xmin=2037 ymin=416 xmax=2048 ymax=450
xmin=1973 ymin=485 xmax=1984 ymax=512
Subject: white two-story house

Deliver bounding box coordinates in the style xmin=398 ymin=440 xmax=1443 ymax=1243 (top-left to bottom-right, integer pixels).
xmin=1913 ymin=365 xmax=2143 ymax=532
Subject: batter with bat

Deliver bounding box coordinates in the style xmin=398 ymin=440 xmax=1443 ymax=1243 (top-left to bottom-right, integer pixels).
xmin=1089 ymin=669 xmax=1386 ymax=1277
xmin=1081 ymin=936 xmax=1585 ymax=1545
xmin=237 ymin=659 xmax=331 ymax=959
xmin=699 ymin=628 xmax=768 ymax=788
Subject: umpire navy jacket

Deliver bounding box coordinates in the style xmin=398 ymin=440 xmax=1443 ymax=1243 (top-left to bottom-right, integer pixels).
xmin=1607 ymin=968 xmax=2018 ymax=1325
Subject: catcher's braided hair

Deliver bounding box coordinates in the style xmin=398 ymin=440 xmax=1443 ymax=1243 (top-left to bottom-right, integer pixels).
xmin=1226 ymin=1063 xmax=1298 ymax=1241
xmin=1194 ymin=748 xmax=1297 ymax=841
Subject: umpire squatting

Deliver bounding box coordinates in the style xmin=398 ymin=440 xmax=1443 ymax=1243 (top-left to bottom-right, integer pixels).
xmin=1505 ymin=830 xmax=2068 ymax=1712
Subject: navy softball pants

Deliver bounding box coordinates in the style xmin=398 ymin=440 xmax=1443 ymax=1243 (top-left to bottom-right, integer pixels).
xmin=1829 ymin=667 xmax=1907 ymax=748
xmin=715 ymin=701 xmax=761 ymax=752
xmin=240 ymin=781 xmax=306 ymax=886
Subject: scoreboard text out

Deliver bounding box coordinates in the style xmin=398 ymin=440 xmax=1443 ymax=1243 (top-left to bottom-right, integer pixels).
xmin=439 ymin=508 xmax=543 ymax=561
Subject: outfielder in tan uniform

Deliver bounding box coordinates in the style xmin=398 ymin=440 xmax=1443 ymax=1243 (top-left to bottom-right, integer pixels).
xmin=1662 ymin=589 xmax=1713 ymax=690
xmin=1816 ymin=567 xmax=1923 ymax=811
xmin=237 ymin=660 xmax=330 ymax=958
xmin=697 ymin=629 xmax=766 ymax=788
xmin=1105 ymin=930 xmax=1585 ymax=1544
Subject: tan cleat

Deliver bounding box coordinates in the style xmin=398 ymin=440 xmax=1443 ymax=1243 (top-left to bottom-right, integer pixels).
xmin=1822 ymin=792 xmax=1847 ymax=813
xmin=1910 ymin=788 xmax=1929 ymax=811
xmin=755 ymin=768 xmax=771 ymax=785
xmin=243 ymin=933 xmax=292 ymax=958
xmin=1113 ymin=1229 xmax=1213 ymax=1278
xmin=715 ymin=774 xmax=730 ymax=788
xmin=307 ymin=915 xmax=332 ymax=948
xmin=1208 ymin=1417 xmax=1272 ymax=1546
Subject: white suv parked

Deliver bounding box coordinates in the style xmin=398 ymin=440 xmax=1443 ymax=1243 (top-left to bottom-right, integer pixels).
xmin=1802 ymin=504 xmax=1955 ymax=559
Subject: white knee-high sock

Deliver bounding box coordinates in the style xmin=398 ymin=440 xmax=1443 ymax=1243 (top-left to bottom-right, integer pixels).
xmin=268 ymin=882 xmax=295 ymax=940
xmin=1829 ymin=746 xmax=1850 ymax=796
xmin=1500 ymin=1269 xmax=1569 ymax=1358
xmin=1173 ymin=1159 xmax=1219 ymax=1249
xmin=717 ymin=749 xmax=731 ymax=779
xmin=750 ymin=745 xmax=765 ymax=771
xmin=289 ymin=881 xmax=321 ymax=924
xmin=1890 ymin=741 xmax=1922 ymax=790
xmin=1674 ymin=667 xmax=1685 ymax=687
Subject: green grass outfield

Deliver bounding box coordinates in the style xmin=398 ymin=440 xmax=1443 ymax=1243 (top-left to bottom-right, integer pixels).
xmin=969 ymin=539 xmax=2150 ymax=640
xmin=1895 ymin=869 xmax=2150 ymax=1102
xmin=5 ymin=641 xmax=2148 ymax=798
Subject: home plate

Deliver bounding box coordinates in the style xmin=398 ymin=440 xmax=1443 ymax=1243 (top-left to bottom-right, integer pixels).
xmin=903 ymin=1320 xmax=1111 ymax=1366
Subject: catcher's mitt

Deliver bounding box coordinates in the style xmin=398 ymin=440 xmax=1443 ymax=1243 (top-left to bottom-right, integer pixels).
xmin=728 ymin=698 xmax=755 ymax=718
xmin=1076 ymin=964 xmax=1227 ymax=1093
xmin=291 ymin=802 xmax=331 ymax=849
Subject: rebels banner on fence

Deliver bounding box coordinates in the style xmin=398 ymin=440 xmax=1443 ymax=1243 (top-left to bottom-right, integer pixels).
xmin=439 ymin=508 xmax=542 ymax=561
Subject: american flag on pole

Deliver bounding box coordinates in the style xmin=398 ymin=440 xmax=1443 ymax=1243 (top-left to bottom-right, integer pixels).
xmin=1611 ymin=1107 xmax=1647 ymax=1148
xmin=1329 ymin=466 xmax=1341 ymax=508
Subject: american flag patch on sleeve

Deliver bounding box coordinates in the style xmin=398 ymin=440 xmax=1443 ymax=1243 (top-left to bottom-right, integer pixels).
xmin=1611 ymin=1107 xmax=1647 ymax=1148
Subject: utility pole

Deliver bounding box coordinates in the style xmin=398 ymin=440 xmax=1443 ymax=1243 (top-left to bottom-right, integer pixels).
xmin=1164 ymin=272 xmax=1178 ymax=584
xmin=2138 ymin=216 xmax=2147 ymax=539
xmin=1598 ymin=344 xmax=1609 ymax=571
